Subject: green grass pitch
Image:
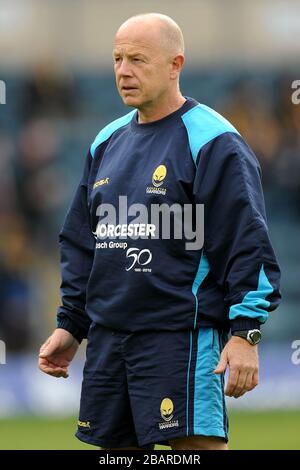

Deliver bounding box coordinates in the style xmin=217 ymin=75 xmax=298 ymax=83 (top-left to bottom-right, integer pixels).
xmin=0 ymin=411 xmax=299 ymax=450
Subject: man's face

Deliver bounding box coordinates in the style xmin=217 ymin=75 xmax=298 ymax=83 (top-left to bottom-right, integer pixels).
xmin=113 ymin=26 xmax=172 ymax=109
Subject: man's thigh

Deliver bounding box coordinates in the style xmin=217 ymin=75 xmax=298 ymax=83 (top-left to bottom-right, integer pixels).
xmin=124 ymin=327 xmax=228 ymax=448
xmin=75 ymin=322 xmax=153 ymax=449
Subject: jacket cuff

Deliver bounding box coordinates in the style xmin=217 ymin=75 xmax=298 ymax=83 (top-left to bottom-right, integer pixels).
xmin=230 ymin=318 xmax=261 ymax=333
xmin=56 ymin=318 xmax=86 ymax=344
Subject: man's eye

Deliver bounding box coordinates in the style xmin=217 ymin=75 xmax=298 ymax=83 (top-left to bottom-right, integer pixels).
xmin=114 ymin=57 xmax=120 ymax=63
xmin=133 ymin=58 xmax=142 ymax=62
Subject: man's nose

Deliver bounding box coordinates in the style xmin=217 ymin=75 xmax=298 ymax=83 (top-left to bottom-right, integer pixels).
xmin=117 ymin=59 xmax=133 ymax=77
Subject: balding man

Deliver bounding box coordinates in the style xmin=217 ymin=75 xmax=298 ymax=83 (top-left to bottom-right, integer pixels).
xmin=39 ymin=13 xmax=281 ymax=451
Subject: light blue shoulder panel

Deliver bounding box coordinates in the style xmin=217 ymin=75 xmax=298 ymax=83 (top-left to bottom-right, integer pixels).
xmin=90 ymin=109 xmax=136 ymax=157
xmin=181 ymin=103 xmax=240 ymax=164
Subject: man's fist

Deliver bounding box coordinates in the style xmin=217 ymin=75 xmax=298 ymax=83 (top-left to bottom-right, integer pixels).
xmin=38 ymin=328 xmax=79 ymax=378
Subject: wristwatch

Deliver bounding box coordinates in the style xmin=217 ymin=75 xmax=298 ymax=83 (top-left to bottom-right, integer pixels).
xmin=232 ymin=329 xmax=261 ymax=345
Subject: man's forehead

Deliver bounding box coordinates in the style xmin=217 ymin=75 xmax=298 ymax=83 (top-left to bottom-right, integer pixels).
xmin=113 ymin=40 xmax=159 ymax=56
xmin=114 ymin=25 xmax=162 ymax=51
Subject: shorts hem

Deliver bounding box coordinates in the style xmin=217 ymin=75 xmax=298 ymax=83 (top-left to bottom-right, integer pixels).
xmin=193 ymin=426 xmax=228 ymax=441
xmin=138 ymin=425 xmax=186 ymax=447
xmin=76 ymin=430 xmax=147 ymax=449
xmin=139 ymin=428 xmax=228 ymax=447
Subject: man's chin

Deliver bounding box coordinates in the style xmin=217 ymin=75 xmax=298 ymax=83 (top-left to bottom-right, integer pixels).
xmin=121 ymin=95 xmax=141 ymax=108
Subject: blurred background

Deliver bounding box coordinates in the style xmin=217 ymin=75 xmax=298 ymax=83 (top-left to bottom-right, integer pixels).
xmin=0 ymin=0 xmax=300 ymax=449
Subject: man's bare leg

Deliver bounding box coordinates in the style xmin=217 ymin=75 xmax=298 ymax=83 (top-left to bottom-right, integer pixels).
xmin=169 ymin=435 xmax=228 ymax=450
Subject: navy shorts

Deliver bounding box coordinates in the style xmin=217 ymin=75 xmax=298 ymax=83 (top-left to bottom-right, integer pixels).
xmin=75 ymin=322 xmax=228 ymax=449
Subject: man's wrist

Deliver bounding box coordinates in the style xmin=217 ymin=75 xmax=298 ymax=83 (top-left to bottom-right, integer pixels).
xmin=56 ymin=318 xmax=85 ymax=344
xmin=232 ymin=329 xmax=262 ymax=345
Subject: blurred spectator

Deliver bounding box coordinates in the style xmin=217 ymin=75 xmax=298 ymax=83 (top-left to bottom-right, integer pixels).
xmin=15 ymin=117 xmax=66 ymax=249
xmin=0 ymin=217 xmax=32 ymax=351
xmin=22 ymin=62 xmax=77 ymax=121
xmin=0 ymin=129 xmax=16 ymax=215
xmin=273 ymin=76 xmax=300 ymax=210
xmin=219 ymin=75 xmax=300 ymax=215
xmin=218 ymin=78 xmax=282 ymax=187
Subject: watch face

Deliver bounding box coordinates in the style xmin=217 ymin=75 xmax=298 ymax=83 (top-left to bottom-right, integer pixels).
xmin=248 ymin=330 xmax=261 ymax=344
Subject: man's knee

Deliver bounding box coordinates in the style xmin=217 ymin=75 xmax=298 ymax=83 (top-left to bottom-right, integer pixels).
xmin=169 ymin=435 xmax=228 ymax=450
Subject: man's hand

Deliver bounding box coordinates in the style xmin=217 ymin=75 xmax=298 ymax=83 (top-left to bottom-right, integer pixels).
xmin=214 ymin=335 xmax=259 ymax=398
xmin=38 ymin=328 xmax=79 ymax=378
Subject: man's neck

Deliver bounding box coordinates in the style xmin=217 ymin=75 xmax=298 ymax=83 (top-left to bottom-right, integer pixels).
xmin=137 ymin=94 xmax=186 ymax=124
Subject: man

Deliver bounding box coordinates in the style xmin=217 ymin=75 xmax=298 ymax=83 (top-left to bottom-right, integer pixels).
xmin=39 ymin=13 xmax=281 ymax=450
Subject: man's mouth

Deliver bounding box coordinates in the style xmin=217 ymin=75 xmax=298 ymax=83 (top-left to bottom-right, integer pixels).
xmin=122 ymin=86 xmax=138 ymax=91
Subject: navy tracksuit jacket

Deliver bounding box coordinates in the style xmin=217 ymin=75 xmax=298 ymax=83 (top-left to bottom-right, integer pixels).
xmin=57 ymin=97 xmax=281 ymax=341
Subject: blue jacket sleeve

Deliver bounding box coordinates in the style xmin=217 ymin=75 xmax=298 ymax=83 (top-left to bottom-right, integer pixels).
xmin=56 ymin=151 xmax=95 ymax=342
xmin=193 ymin=132 xmax=281 ymax=333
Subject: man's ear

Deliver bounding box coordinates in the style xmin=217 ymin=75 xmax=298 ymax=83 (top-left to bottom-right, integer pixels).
xmin=170 ymin=54 xmax=185 ymax=80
